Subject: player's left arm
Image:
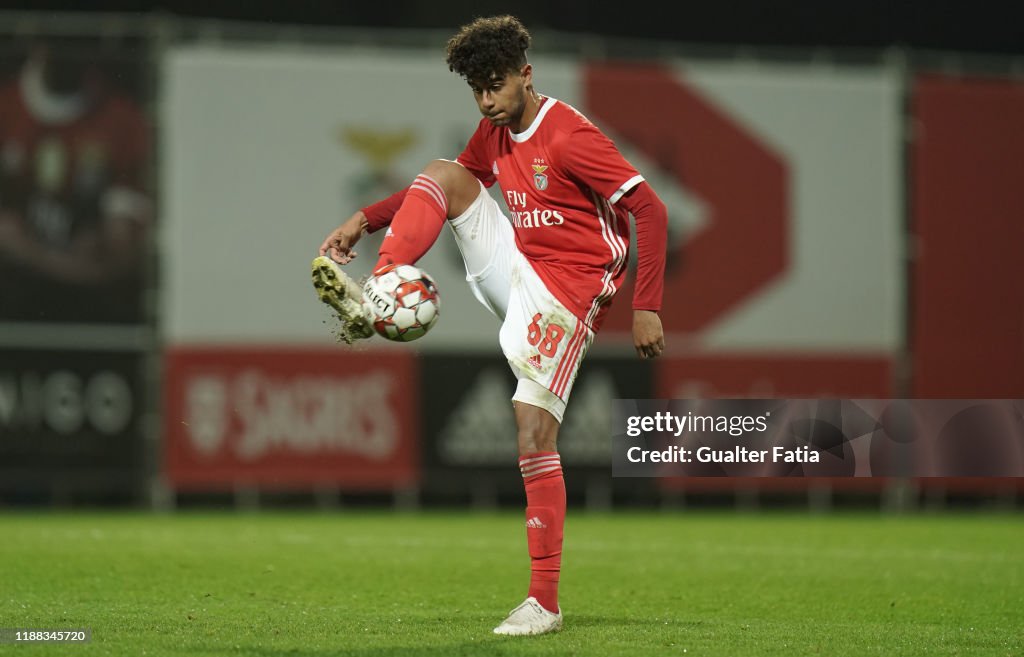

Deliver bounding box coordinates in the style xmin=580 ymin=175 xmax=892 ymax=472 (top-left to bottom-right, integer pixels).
xmin=561 ymin=125 xmax=667 ymax=359
xmin=617 ymin=183 xmax=667 ymax=359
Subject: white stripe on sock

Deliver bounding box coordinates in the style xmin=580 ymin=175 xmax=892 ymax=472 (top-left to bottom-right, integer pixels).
xmin=519 ymin=454 xmax=561 ymax=467
xmin=410 ymin=183 xmax=447 ymax=214
xmin=414 ymin=175 xmax=448 ymax=213
xmin=522 ymin=465 xmax=562 ymax=479
xmin=520 ymin=459 xmax=562 ymax=475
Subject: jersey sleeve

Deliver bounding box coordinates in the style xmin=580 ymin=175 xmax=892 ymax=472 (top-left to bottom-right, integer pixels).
xmin=618 ymin=182 xmax=667 ymax=312
xmin=455 ymin=120 xmax=497 ymax=188
xmin=361 ymin=187 xmax=408 ymax=233
xmin=560 ymin=124 xmax=644 ymax=204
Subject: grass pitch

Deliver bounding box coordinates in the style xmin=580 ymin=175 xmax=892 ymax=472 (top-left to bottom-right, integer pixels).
xmin=1 ymin=511 xmax=1021 ymax=656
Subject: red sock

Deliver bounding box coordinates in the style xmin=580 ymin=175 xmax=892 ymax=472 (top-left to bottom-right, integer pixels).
xmin=519 ymin=452 xmax=565 ymax=614
xmin=375 ymin=174 xmax=448 ymax=271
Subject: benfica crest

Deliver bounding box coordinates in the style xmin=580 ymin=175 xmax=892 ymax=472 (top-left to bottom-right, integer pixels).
xmin=532 ymin=164 xmax=549 ymax=191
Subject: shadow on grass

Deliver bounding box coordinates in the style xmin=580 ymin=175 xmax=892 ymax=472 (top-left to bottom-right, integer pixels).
xmin=175 ymin=615 xmax=675 ymax=656
xmin=196 ymin=639 xmax=556 ymax=657
xmin=180 ymin=616 xmax=659 ymax=657
xmin=569 ymin=615 xmax=680 ymax=629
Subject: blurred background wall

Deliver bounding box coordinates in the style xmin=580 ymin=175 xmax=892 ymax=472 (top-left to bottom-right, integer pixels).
xmin=0 ymin=3 xmax=1021 ymax=509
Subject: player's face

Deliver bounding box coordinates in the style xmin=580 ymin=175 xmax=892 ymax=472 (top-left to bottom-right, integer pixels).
xmin=469 ymin=66 xmax=530 ymax=128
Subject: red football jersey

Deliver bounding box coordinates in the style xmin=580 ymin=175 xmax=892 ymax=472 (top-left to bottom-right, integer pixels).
xmin=457 ymin=97 xmax=644 ymax=330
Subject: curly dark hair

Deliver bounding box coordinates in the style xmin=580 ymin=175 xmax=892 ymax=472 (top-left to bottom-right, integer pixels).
xmin=445 ymin=15 xmax=531 ymax=83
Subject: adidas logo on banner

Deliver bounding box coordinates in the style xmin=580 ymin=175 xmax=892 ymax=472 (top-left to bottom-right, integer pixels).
xmin=439 ymin=369 xmax=517 ymax=465
xmin=526 ymin=516 xmax=547 ymax=529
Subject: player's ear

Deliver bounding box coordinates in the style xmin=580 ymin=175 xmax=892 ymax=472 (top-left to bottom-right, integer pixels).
xmin=520 ymin=63 xmax=533 ymax=86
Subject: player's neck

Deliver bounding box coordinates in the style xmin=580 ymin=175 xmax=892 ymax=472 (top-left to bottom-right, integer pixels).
xmin=510 ymin=90 xmax=545 ymax=134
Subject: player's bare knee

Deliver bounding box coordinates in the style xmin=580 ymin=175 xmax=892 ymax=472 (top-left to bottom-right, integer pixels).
xmin=422 ymin=159 xmax=478 ymax=216
xmin=514 ymin=402 xmax=559 ymax=455
xmin=517 ymin=430 xmax=550 ymax=457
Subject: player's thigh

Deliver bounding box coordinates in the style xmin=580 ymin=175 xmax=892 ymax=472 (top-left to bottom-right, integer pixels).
xmin=447 ymin=180 xmax=515 ymax=320
xmin=499 ymin=255 xmax=595 ymax=422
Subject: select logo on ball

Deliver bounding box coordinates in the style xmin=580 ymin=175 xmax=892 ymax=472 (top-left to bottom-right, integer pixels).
xmin=362 ymin=264 xmax=441 ymax=342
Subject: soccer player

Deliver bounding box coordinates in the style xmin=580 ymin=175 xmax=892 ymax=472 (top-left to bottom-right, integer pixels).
xmin=315 ymin=15 xmax=666 ymax=636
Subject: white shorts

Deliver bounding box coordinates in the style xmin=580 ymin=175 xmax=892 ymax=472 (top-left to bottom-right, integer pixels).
xmin=448 ymin=183 xmax=595 ymax=423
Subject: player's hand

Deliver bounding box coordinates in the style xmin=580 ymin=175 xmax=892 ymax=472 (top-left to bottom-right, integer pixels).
xmin=319 ymin=211 xmax=368 ymax=264
xmin=633 ymin=310 xmax=665 ymax=359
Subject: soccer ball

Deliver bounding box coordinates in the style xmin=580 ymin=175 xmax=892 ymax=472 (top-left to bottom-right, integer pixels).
xmin=362 ymin=264 xmax=440 ymax=342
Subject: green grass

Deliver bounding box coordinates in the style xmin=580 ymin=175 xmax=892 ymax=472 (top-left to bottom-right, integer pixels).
xmin=1 ymin=511 xmax=1021 ymax=656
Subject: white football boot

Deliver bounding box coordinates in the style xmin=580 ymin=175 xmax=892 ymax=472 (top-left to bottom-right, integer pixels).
xmin=492 ymin=597 xmax=563 ymax=636
xmin=311 ymin=256 xmax=374 ymax=343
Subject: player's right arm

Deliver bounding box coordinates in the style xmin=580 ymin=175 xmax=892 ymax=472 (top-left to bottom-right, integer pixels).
xmin=320 ymin=181 xmax=409 ymax=263
xmin=319 ymin=210 xmax=369 ymax=264
xmin=321 ymin=120 xmax=495 ymax=264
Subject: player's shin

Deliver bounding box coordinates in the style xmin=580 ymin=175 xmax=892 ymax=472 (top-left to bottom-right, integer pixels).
xmin=375 ymin=174 xmax=448 ymax=270
xmin=519 ymin=452 xmax=565 ymax=614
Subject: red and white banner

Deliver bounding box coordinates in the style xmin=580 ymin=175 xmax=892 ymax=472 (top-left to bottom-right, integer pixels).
xmin=164 ymin=347 xmax=419 ymax=489
xmin=162 ymin=48 xmax=902 ymax=354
